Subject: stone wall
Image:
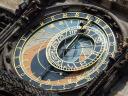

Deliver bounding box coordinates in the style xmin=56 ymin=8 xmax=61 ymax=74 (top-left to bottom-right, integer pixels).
xmin=0 ymin=0 xmax=21 ymax=12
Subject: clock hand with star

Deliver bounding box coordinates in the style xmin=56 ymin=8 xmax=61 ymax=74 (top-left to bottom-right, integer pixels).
xmin=41 ymin=20 xmax=92 ymax=79
xmin=60 ymin=20 xmax=92 ymax=58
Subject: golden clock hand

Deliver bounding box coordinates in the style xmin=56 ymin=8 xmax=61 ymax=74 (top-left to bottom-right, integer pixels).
xmin=79 ymin=20 xmax=92 ymax=35
xmin=65 ymin=35 xmax=78 ymax=50
xmin=60 ymin=35 xmax=79 ymax=58
xmin=60 ymin=20 xmax=92 ymax=58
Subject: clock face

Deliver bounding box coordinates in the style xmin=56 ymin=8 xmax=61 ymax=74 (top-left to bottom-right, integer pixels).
xmin=13 ymin=6 xmax=117 ymax=92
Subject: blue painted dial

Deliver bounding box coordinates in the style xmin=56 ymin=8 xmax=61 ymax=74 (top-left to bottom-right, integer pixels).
xmin=14 ymin=12 xmax=117 ymax=91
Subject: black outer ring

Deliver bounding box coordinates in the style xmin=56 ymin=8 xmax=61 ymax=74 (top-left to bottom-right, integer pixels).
xmin=0 ymin=2 xmax=125 ymax=95
xmin=9 ymin=3 xmax=126 ymax=93
xmin=44 ymin=3 xmax=126 ymax=40
xmin=38 ymin=4 xmax=125 ymax=92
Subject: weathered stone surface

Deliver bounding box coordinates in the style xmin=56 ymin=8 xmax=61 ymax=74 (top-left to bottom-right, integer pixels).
xmin=0 ymin=0 xmax=21 ymax=12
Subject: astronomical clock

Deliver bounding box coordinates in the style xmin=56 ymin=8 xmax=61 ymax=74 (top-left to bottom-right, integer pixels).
xmin=0 ymin=0 xmax=127 ymax=96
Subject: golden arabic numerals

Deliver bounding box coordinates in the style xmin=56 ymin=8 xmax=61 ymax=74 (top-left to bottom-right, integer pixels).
xmin=85 ymin=15 xmax=91 ymax=20
xmin=63 ymin=13 xmax=68 ymax=18
xmin=70 ymin=30 xmax=77 ymax=34
xmin=67 ymin=30 xmax=77 ymax=36
xmin=95 ymin=18 xmax=100 ymax=23
xmin=75 ymin=12 xmax=80 ymax=17
xmin=51 ymin=16 xmax=55 ymax=21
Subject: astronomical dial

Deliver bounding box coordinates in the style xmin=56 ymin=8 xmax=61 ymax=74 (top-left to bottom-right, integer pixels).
xmin=13 ymin=5 xmax=118 ymax=92
xmin=46 ymin=20 xmax=106 ymax=71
